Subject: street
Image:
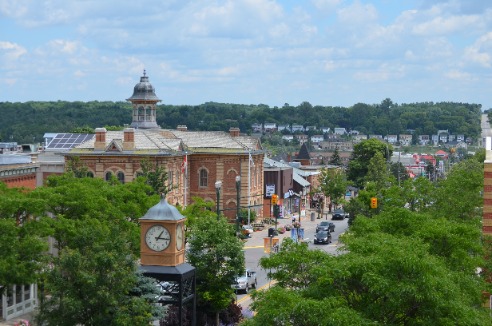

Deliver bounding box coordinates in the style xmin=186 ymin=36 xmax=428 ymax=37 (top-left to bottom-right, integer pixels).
xmin=236 ymin=210 xmax=349 ymax=309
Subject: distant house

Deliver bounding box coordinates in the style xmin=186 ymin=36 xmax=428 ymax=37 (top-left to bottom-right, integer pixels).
xmin=295 ymin=134 xmax=308 ymax=145
xmin=334 ymin=128 xmax=347 ymax=135
xmin=435 ymin=150 xmax=448 ymax=159
xmin=448 ymin=134 xmax=456 ymax=142
xmin=321 ymin=127 xmax=330 ymax=134
xmin=306 ymin=126 xmax=317 ymax=131
xmin=457 ymin=134 xmax=465 ymax=142
xmin=311 ymin=135 xmax=324 ymax=143
xmin=418 ymin=135 xmax=430 ymax=145
xmin=399 ymin=134 xmax=412 ymax=146
xmin=385 ymin=135 xmax=398 ymax=144
xmin=264 ymin=122 xmax=277 ymax=133
xmin=252 ymin=123 xmax=262 ymax=133
xmin=431 ymin=135 xmax=439 ymax=145
xmin=278 ymin=124 xmax=290 ymax=132
xmin=353 ymin=134 xmax=368 ymax=143
xmin=439 ymin=133 xmax=448 ymax=143
xmin=369 ymin=135 xmax=383 ymax=140
xmin=319 ymin=140 xmax=353 ymax=151
xmin=349 ymin=130 xmax=360 ymax=135
xmin=292 ymin=124 xmax=305 ymax=133
xmin=282 ymin=135 xmax=294 ymax=142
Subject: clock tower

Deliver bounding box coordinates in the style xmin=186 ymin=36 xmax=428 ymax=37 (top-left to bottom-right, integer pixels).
xmin=140 ymin=196 xmax=186 ymax=266
xmin=139 ymin=196 xmax=196 ymax=326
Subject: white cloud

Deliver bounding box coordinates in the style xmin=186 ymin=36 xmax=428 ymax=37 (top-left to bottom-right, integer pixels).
xmin=463 ymin=32 xmax=492 ymax=67
xmin=0 ymin=41 xmax=27 ymax=60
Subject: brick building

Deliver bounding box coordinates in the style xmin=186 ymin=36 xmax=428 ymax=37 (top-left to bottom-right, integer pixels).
xmin=64 ymin=72 xmax=264 ymax=221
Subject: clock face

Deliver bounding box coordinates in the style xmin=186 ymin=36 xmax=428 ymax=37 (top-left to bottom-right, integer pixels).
xmin=145 ymin=225 xmax=171 ymax=251
xmin=176 ymin=223 xmax=184 ymax=250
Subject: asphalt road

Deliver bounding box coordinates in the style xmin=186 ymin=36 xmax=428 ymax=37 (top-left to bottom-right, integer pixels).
xmin=236 ymin=209 xmax=349 ymax=309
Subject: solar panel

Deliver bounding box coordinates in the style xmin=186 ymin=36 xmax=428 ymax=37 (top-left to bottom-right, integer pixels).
xmin=46 ymin=133 xmax=94 ymax=150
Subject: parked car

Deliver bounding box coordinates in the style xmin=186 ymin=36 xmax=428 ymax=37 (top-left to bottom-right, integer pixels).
xmin=316 ymin=221 xmax=335 ymax=233
xmin=332 ymin=208 xmax=349 ymax=220
xmin=241 ymin=225 xmax=254 ymax=236
xmin=232 ymin=269 xmax=257 ymax=294
xmin=314 ymin=231 xmax=332 ymax=244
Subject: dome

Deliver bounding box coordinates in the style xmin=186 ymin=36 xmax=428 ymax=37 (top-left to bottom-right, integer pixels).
xmin=140 ymin=196 xmax=184 ymax=221
xmin=127 ymin=70 xmax=161 ymax=102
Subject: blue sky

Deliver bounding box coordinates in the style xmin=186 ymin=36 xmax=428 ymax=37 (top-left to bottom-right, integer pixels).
xmin=1 ymin=0 xmax=492 ymax=109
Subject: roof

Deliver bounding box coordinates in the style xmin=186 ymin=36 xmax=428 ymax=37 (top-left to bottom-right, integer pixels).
xmin=68 ymin=129 xmax=261 ymax=156
xmin=296 ymin=143 xmax=310 ymax=160
xmin=293 ymin=173 xmax=310 ymax=187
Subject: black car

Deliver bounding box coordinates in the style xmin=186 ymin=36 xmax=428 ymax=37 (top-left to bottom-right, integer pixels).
xmin=332 ymin=208 xmax=348 ymax=220
xmin=314 ymin=231 xmax=332 ymax=244
xmin=316 ymin=221 xmax=335 ymax=233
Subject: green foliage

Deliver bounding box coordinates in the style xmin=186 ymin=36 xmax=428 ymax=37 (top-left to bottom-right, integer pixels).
xmin=65 ymin=156 xmax=91 ymax=178
xmin=184 ymin=200 xmax=245 ymax=321
xmin=365 ymin=151 xmax=392 ymax=190
xmin=348 ymin=139 xmax=393 ymax=189
xmin=36 ymin=218 xmax=157 ymax=326
xmin=329 ymin=146 xmax=343 ymax=166
xmin=319 ymin=167 xmax=349 ymax=206
xmin=431 ymin=158 xmax=483 ymax=220
xmin=238 ymin=208 xmax=257 ymax=225
xmin=0 ymin=101 xmax=481 ymax=146
xmin=139 ymin=158 xmax=172 ymax=196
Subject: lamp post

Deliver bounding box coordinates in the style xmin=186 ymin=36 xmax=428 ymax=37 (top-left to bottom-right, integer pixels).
xmin=215 ymin=180 xmax=222 ymax=220
xmin=235 ymin=175 xmax=241 ymax=236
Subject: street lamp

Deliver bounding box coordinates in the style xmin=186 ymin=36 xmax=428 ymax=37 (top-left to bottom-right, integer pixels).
xmin=235 ymin=175 xmax=241 ymax=236
xmin=215 ymin=180 xmax=222 ymax=220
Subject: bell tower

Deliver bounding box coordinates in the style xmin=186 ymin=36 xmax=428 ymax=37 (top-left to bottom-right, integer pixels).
xmin=127 ymin=70 xmax=160 ymax=129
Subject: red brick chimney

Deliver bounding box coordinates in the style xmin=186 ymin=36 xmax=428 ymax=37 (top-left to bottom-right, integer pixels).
xmin=229 ymin=127 xmax=240 ymax=137
xmin=94 ymin=128 xmax=107 ymax=151
xmin=123 ymin=128 xmax=135 ymax=150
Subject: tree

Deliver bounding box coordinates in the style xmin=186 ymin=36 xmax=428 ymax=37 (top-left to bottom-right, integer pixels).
xmin=36 ymin=218 xmax=160 ymax=325
xmin=329 ymin=146 xmax=343 ymax=166
xmin=347 ymin=139 xmax=392 ymax=188
xmin=185 ymin=202 xmax=245 ymax=325
xmin=364 ymin=151 xmax=392 ymax=191
xmin=0 ymin=183 xmax=51 ymax=296
xmin=389 ymin=161 xmax=409 ymax=184
xmin=431 ymin=158 xmax=483 ymax=220
xmin=318 ymin=167 xmax=349 ymax=208
xmin=139 ymin=158 xmax=172 ymax=196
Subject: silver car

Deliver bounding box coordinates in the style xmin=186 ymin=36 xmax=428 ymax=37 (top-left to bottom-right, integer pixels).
xmin=231 ymin=269 xmax=257 ymax=294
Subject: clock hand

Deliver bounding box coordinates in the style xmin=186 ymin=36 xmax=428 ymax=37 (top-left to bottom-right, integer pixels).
xmin=155 ymin=230 xmax=164 ymax=241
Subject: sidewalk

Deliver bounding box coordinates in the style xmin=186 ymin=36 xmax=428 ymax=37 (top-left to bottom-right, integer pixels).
xmin=244 ymin=208 xmax=330 ymax=248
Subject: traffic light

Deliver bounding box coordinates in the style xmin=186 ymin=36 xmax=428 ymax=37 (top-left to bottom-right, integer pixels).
xmin=370 ymin=197 xmax=378 ymax=209
xmin=271 ymin=194 xmax=278 ymax=205
xmin=273 ymin=204 xmax=280 ymax=218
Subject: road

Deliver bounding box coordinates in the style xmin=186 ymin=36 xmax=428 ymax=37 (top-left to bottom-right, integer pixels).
xmin=236 ymin=210 xmax=349 ymax=308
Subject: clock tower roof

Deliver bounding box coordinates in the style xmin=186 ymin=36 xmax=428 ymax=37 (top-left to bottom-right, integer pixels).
xmin=127 ymin=70 xmax=161 ymax=102
xmin=140 ymin=196 xmax=184 ymax=221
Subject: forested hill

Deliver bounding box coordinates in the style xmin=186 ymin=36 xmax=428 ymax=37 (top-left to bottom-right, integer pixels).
xmin=0 ymin=99 xmax=482 ymax=144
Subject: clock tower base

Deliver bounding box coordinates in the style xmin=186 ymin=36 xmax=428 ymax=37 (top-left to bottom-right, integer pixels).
xmin=140 ymin=264 xmax=196 ymax=326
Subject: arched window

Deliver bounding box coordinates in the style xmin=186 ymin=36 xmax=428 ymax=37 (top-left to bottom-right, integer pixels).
xmin=117 ymin=171 xmax=125 ymax=183
xmin=87 ymin=172 xmax=94 ymax=178
xmin=199 ymin=169 xmax=208 ymax=187
xmin=105 ymin=172 xmax=113 ymax=181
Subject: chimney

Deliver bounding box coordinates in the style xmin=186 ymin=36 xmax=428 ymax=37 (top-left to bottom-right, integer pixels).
xmin=177 ymin=125 xmax=188 ymax=131
xmin=123 ymin=128 xmax=135 ymax=150
xmin=229 ymin=127 xmax=240 ymax=137
xmin=94 ymin=128 xmax=107 ymax=151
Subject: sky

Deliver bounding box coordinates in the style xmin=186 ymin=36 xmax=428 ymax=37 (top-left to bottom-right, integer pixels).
xmin=1 ymin=0 xmax=492 ymax=109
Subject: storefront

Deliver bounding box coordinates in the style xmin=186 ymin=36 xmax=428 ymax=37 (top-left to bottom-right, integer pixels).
xmin=1 ymin=284 xmax=37 ymax=321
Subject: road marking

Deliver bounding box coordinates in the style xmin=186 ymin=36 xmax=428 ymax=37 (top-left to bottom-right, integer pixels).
xmin=243 ymin=245 xmax=264 ymax=249
xmin=236 ymin=281 xmax=277 ymax=304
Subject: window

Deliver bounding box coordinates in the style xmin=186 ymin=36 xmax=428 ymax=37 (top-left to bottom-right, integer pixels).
xmin=105 ymin=172 xmax=113 ymax=181
xmin=169 ymin=171 xmax=174 ymax=187
xmin=117 ymin=171 xmax=125 ymax=183
xmin=87 ymin=172 xmax=94 ymax=178
xmin=199 ymin=169 xmax=208 ymax=187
